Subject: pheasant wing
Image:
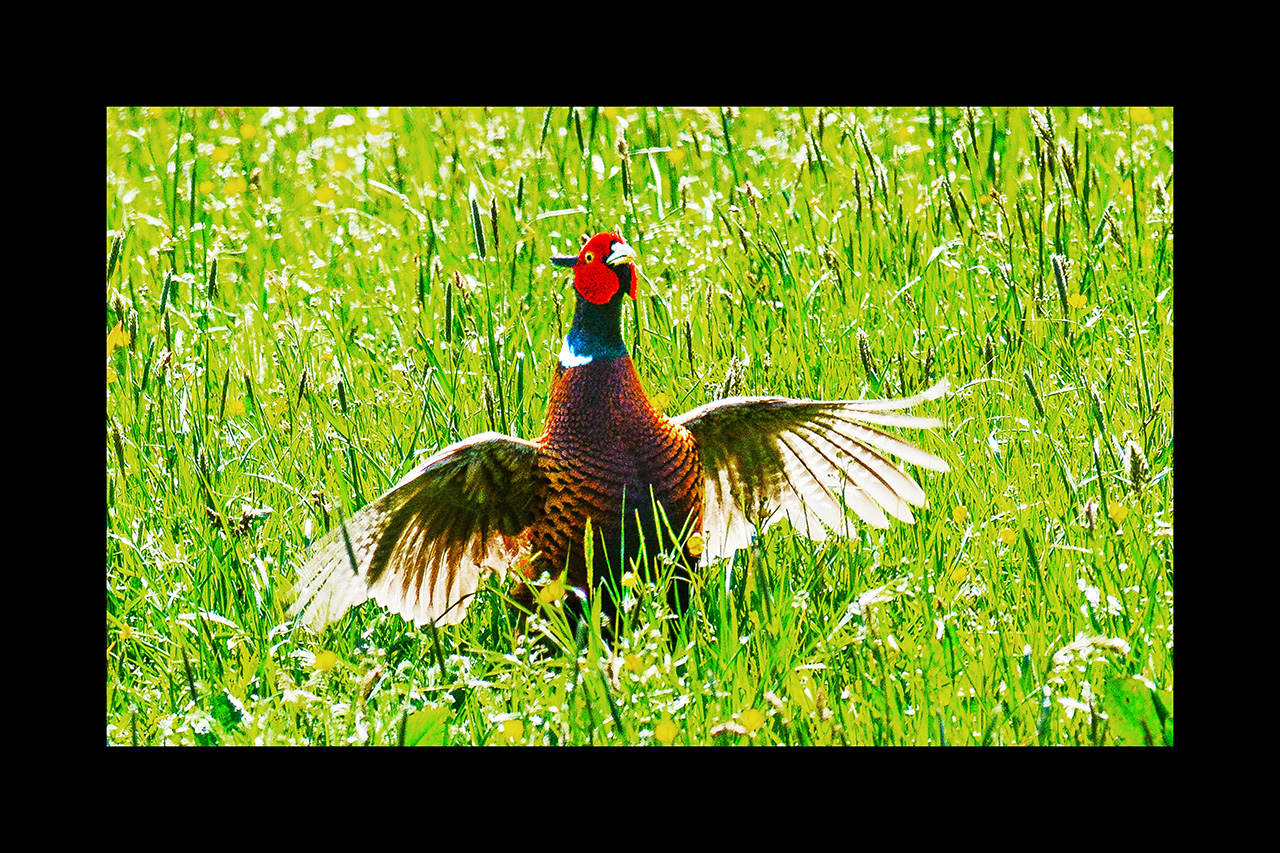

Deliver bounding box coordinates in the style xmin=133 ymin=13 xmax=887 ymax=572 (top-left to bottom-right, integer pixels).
xmin=290 ymin=431 xmax=542 ymax=630
xmin=673 ymin=380 xmax=950 ymax=562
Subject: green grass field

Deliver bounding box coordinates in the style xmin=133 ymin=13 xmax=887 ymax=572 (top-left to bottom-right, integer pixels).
xmin=105 ymin=106 xmax=1173 ymax=746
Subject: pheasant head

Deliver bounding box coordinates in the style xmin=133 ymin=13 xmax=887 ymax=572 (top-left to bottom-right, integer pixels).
xmin=552 ymin=232 xmax=637 ymax=368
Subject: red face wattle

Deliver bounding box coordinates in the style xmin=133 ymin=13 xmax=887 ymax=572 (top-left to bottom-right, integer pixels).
xmin=554 ymin=232 xmax=638 ymax=305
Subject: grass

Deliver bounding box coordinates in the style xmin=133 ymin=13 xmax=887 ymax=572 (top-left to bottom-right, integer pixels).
xmin=106 ymin=106 xmax=1173 ymax=746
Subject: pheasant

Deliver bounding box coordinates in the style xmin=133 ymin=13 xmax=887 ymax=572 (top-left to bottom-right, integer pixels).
xmin=291 ymin=232 xmax=949 ymax=632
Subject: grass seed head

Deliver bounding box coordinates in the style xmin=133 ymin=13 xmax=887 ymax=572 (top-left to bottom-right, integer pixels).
xmin=858 ymin=329 xmax=878 ymax=380
xmin=1125 ymin=439 xmax=1149 ymax=493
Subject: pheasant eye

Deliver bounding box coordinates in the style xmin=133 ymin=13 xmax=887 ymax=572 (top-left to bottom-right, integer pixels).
xmin=583 ymin=251 xmax=595 ymax=263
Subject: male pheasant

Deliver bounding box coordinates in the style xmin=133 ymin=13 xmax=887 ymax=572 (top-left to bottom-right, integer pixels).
xmin=291 ymin=232 xmax=949 ymax=632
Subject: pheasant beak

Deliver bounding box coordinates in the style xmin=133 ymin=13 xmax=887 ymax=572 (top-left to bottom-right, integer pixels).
xmin=605 ymin=241 xmax=636 ymax=267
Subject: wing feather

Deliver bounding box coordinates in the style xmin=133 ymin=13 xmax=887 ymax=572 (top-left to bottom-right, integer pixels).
xmin=290 ymin=431 xmax=541 ymax=630
xmin=674 ymin=379 xmax=950 ymax=561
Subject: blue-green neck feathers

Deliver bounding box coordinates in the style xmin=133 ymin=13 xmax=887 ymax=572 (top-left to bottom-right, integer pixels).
xmin=560 ymin=288 xmax=628 ymax=368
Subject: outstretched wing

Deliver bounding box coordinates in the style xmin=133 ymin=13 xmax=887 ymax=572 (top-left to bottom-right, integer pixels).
xmin=290 ymin=431 xmax=542 ymax=630
xmin=672 ymin=380 xmax=950 ymax=562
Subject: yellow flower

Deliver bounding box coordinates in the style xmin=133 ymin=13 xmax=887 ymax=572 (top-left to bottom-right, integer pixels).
xmin=1108 ymin=503 xmax=1129 ymax=524
xmin=225 ymin=398 xmax=247 ymax=418
xmin=498 ymin=719 xmax=524 ymax=743
xmin=333 ymin=153 xmax=351 ymax=173
xmin=316 ymin=185 xmax=336 ymax=204
xmin=998 ymin=528 xmax=1016 ymax=545
xmin=107 ymin=321 xmax=130 ymax=357
xmin=686 ymin=532 xmax=705 ymax=558
xmin=107 ymin=366 xmax=118 ymax=385
xmin=224 ymin=176 xmax=248 ymax=195
xmin=146 ymin=106 xmax=164 ymax=119
xmin=654 ymin=720 xmax=678 ymax=744
xmin=1067 ymin=293 xmax=1087 ymax=310
xmin=667 ymin=147 xmax=686 ymax=166
xmin=740 ymin=708 xmax=766 ymax=733
xmin=313 ymin=650 xmax=338 ymax=672
xmin=199 ymin=180 xmax=215 ymax=195
xmin=240 ymin=123 xmax=257 ymax=140
xmin=1130 ymin=107 xmax=1156 ymax=125
xmin=623 ymin=653 xmax=643 ymax=673
xmin=211 ymin=146 xmax=230 ymax=164
xmin=951 ymin=505 xmax=969 ymax=525
xmin=539 ymin=577 xmax=565 ymax=604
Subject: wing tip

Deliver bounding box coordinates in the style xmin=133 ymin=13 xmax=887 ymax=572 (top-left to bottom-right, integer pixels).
xmin=922 ymin=377 xmax=951 ymax=401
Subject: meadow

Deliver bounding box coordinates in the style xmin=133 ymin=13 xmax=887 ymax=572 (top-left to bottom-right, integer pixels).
xmin=105 ymin=106 xmax=1173 ymax=745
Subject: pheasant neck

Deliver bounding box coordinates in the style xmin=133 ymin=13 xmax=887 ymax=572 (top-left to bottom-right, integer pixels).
xmin=560 ymin=291 xmax=627 ymax=368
